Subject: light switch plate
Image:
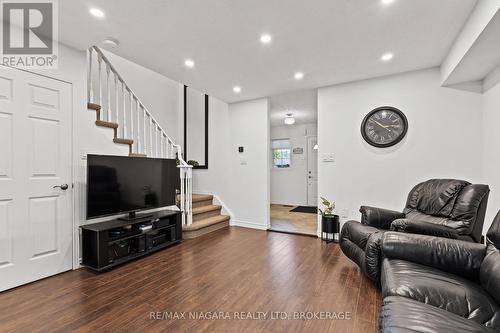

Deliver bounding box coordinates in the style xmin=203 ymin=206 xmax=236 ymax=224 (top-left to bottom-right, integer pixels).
xmin=322 ymin=153 xmax=335 ymax=162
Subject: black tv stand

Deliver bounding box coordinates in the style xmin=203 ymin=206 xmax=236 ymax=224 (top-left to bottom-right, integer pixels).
xmin=80 ymin=210 xmax=182 ymax=272
xmin=118 ymin=211 xmax=153 ymax=221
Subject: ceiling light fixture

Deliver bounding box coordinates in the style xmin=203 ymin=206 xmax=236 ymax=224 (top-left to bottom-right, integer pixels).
xmin=89 ymin=8 xmax=105 ymax=18
xmin=284 ymin=113 xmax=295 ymax=125
xmin=102 ymin=38 xmax=119 ymax=48
xmin=381 ymin=53 xmax=394 ymax=62
xmin=294 ymin=72 xmax=304 ymax=80
xmin=233 ymin=86 xmax=242 ymax=93
xmin=381 ymin=0 xmax=395 ymax=5
xmin=184 ymin=59 xmax=195 ymax=68
xmin=260 ymin=34 xmax=272 ymax=44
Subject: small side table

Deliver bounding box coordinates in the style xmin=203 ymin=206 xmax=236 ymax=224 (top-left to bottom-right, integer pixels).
xmin=321 ymin=215 xmax=340 ymax=243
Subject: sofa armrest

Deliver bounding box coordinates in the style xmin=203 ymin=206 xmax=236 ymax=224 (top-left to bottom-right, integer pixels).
xmin=381 ymin=231 xmax=486 ymax=281
xmin=390 ymin=219 xmax=459 ymax=239
xmin=360 ymin=206 xmax=405 ymax=229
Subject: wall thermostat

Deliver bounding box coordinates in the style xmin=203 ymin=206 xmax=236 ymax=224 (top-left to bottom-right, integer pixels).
xmin=238 ymin=146 xmax=244 ymax=153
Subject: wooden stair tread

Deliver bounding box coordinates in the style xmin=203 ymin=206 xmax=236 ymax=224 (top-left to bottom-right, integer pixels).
xmin=87 ymin=102 xmax=101 ymax=111
xmin=183 ymin=215 xmax=230 ymax=231
xmin=192 ymin=194 xmax=214 ymax=202
xmin=192 ymin=205 xmax=221 ymax=215
xmin=113 ymin=138 xmax=134 ymax=145
xmin=95 ymin=120 xmax=118 ymax=129
xmin=129 ymin=153 xmax=147 ymax=157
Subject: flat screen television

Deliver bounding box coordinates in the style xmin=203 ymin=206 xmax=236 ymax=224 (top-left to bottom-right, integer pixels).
xmin=86 ymin=154 xmax=177 ymax=220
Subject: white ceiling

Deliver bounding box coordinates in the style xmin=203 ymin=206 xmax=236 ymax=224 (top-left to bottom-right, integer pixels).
xmin=58 ymin=0 xmax=478 ymax=103
xmin=270 ymin=90 xmax=317 ymax=127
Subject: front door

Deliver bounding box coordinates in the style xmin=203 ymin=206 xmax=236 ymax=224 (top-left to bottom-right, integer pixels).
xmin=307 ymin=136 xmax=318 ymax=206
xmin=0 ymin=66 xmax=73 ymax=291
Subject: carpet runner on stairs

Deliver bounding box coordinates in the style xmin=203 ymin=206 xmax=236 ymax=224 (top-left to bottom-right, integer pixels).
xmin=183 ymin=194 xmax=230 ymax=239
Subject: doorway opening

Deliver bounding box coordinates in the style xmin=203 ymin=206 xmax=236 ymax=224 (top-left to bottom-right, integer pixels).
xmin=268 ymin=89 xmax=318 ymax=236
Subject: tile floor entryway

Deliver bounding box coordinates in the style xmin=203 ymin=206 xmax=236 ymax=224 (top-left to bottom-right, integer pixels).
xmin=269 ymin=204 xmax=317 ymax=236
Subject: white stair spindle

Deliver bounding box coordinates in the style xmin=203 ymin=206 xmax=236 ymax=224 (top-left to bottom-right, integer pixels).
xmin=114 ymin=74 xmax=119 ymax=124
xmin=155 ymin=129 xmax=158 ymax=157
xmin=87 ymin=48 xmax=93 ymax=102
xmin=129 ymin=91 xmax=133 ymax=148
xmin=143 ymin=110 xmax=147 ymax=155
xmin=97 ymin=52 xmax=102 ymax=110
xmin=180 ymin=167 xmax=186 ymax=225
xmin=136 ymin=99 xmax=140 ymax=153
xmin=122 ymin=82 xmax=126 ymax=138
xmin=150 ymin=118 xmax=154 ymax=157
xmin=106 ymin=63 xmax=111 ymax=121
xmin=161 ymin=135 xmax=164 ymax=158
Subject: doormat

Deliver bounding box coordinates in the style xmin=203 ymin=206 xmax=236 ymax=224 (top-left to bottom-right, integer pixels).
xmin=290 ymin=206 xmax=318 ymax=214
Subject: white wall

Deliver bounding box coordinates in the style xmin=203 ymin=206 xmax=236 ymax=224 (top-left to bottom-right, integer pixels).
xmin=318 ymin=68 xmax=484 ymax=229
xmin=270 ymin=123 xmax=317 ymax=205
xmin=102 ymin=50 xmax=183 ymax=143
xmin=191 ymin=97 xmax=232 ymax=210
xmin=481 ymin=81 xmax=500 ymax=232
xmin=225 ymin=99 xmax=270 ymax=229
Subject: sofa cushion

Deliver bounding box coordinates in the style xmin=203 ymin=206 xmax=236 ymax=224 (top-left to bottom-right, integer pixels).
xmin=380 ymin=296 xmax=495 ymax=333
xmin=340 ymin=221 xmax=379 ymax=275
xmin=381 ymin=259 xmax=500 ymax=329
xmin=481 ymin=211 xmax=500 ymax=306
xmin=451 ymin=184 xmax=490 ymax=228
xmin=405 ymin=179 xmax=469 ymax=217
xmin=340 ymin=221 xmax=379 ymax=251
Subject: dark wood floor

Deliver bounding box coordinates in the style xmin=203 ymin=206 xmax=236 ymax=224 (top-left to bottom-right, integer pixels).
xmin=0 ymin=227 xmax=381 ymax=333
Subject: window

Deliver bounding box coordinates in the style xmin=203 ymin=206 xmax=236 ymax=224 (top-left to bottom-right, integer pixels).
xmin=272 ymin=139 xmax=291 ymax=168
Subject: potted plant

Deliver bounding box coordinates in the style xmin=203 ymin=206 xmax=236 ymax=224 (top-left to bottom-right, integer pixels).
xmin=319 ymin=197 xmax=340 ymax=243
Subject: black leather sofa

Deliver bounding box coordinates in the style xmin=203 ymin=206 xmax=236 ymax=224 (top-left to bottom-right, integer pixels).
xmin=340 ymin=179 xmax=489 ymax=282
xmin=378 ymin=210 xmax=500 ymax=332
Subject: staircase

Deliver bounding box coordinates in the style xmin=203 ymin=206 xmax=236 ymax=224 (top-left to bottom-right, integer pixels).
xmin=87 ymin=46 xmax=231 ymax=238
xmin=182 ymin=194 xmax=230 ymax=239
xmin=87 ymin=46 xmax=193 ymax=227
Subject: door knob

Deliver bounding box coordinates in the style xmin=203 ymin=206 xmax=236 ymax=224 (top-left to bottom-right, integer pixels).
xmin=53 ymin=184 xmax=69 ymax=190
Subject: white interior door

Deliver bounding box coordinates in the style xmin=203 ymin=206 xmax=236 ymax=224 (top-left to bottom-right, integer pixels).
xmin=307 ymin=136 xmax=318 ymax=206
xmin=0 ymin=66 xmax=73 ymax=292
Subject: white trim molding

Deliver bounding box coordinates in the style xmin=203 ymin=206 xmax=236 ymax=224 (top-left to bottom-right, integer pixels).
xmin=231 ymin=219 xmax=270 ymax=231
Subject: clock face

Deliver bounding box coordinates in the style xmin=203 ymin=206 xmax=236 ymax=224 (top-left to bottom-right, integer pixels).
xmin=361 ymin=107 xmax=408 ymax=148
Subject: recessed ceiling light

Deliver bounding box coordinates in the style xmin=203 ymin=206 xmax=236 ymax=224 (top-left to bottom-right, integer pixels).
xmin=89 ymin=8 xmax=105 ymax=18
xmin=381 ymin=0 xmax=395 ymax=5
xmin=184 ymin=59 xmax=195 ymax=68
xmin=233 ymin=86 xmax=242 ymax=93
xmin=381 ymin=53 xmax=394 ymax=62
xmin=102 ymin=38 xmax=119 ymax=48
xmin=294 ymin=72 xmax=304 ymax=80
xmin=260 ymin=34 xmax=272 ymax=44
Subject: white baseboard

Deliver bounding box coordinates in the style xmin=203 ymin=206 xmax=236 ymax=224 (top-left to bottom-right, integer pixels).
xmin=231 ymin=219 xmax=269 ymax=230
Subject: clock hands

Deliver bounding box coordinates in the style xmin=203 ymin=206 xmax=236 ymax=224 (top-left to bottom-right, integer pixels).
xmin=368 ymin=119 xmax=392 ymax=132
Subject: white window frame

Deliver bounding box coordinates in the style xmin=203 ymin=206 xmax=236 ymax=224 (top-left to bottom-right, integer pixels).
xmin=271 ymin=139 xmax=291 ymax=169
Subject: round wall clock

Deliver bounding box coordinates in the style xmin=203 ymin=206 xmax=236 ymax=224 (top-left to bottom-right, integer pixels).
xmin=361 ymin=106 xmax=408 ymax=148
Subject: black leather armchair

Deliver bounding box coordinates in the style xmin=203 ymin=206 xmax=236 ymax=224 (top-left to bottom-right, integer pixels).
xmin=340 ymin=179 xmax=489 ymax=282
xmin=379 ymin=210 xmax=500 ymax=332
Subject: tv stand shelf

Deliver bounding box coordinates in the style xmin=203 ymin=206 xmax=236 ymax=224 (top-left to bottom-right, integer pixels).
xmin=80 ymin=210 xmax=182 ymax=272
